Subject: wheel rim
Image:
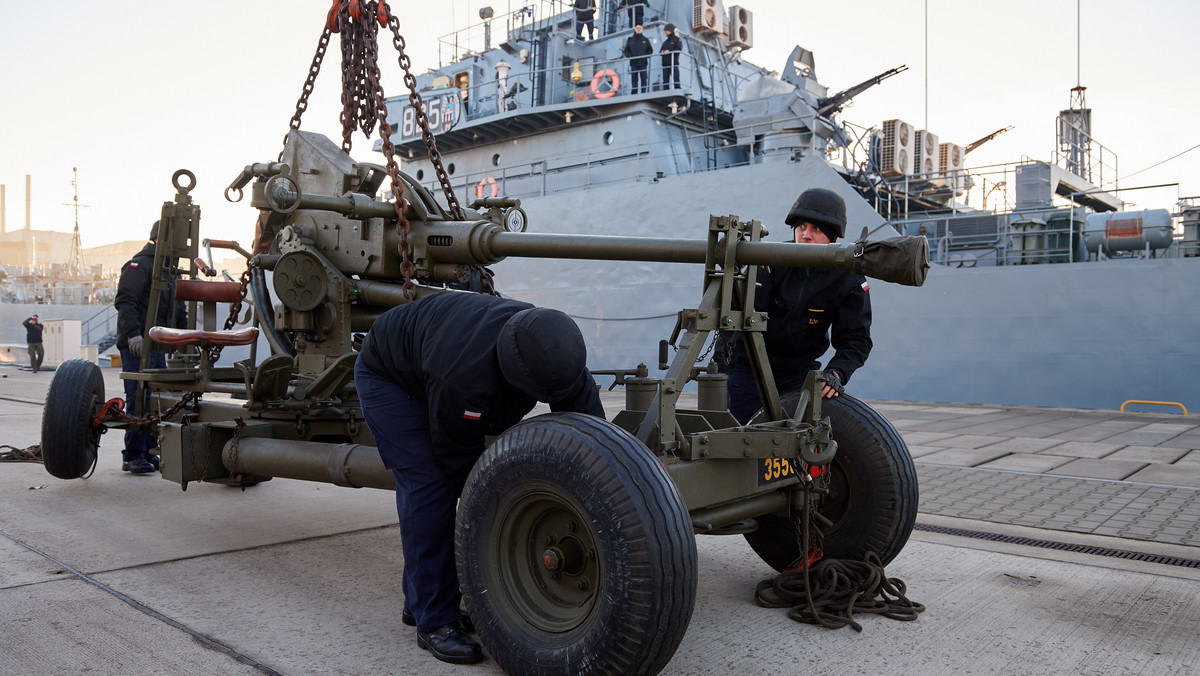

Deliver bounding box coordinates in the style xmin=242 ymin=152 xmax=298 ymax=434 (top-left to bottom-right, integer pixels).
xmin=494 ymin=488 xmax=600 ymax=633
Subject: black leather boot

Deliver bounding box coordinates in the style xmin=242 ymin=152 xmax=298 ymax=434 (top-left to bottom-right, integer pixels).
xmin=417 ymin=623 xmax=484 ymax=664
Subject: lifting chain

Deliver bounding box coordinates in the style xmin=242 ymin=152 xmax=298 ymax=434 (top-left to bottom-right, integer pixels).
xmin=281 ymin=1 xmax=497 ymax=298
xmin=280 ymin=24 xmax=332 ymax=161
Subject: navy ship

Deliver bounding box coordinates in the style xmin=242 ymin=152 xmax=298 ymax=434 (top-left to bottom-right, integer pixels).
xmin=378 ymin=0 xmax=1200 ymax=411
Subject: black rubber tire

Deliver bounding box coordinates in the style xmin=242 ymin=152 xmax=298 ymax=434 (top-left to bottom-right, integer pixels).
xmin=744 ymin=392 xmax=918 ymax=570
xmin=456 ymin=412 xmax=697 ymax=676
xmin=41 ymin=358 xmax=107 ymax=480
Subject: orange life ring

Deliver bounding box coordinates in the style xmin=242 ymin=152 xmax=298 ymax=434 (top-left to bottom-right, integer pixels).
xmin=590 ymin=68 xmax=620 ymax=98
xmin=474 ymin=176 xmax=498 ymax=199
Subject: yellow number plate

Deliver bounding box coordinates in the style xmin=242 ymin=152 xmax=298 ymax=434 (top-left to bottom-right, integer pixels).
xmin=758 ymin=458 xmax=798 ymax=486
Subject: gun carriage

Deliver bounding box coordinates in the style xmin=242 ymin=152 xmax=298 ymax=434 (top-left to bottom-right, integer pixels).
xmin=39 ymin=5 xmax=928 ymax=673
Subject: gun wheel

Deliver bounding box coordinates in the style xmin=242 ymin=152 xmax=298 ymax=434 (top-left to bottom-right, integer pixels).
xmin=41 ymin=359 xmax=107 ymax=480
xmin=745 ymin=392 xmax=919 ymax=569
xmin=456 ymin=413 xmax=696 ymax=676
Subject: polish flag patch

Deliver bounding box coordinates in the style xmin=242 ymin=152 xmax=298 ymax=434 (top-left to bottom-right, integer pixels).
xmin=129 ymin=262 xmax=139 ymax=267
xmin=462 ymin=410 xmax=482 ymax=421
xmin=861 ymin=282 xmax=870 ymax=291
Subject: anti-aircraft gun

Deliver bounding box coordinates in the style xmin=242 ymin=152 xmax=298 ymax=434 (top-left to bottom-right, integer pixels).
xmin=38 ymin=2 xmax=929 ymax=672
xmin=40 ymin=129 xmax=928 ymax=674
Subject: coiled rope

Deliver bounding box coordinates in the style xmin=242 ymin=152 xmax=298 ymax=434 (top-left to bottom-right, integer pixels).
xmin=755 ymin=475 xmax=924 ymax=632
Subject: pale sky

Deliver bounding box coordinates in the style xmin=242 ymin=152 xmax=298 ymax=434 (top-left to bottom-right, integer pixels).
xmin=2 ymin=0 xmax=1197 ymax=249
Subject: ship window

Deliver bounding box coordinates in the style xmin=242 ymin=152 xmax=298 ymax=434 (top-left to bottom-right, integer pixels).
xmin=492 ymin=154 xmax=501 ymax=166
xmin=416 ymin=169 xmax=424 ymax=180
xmin=448 ymin=163 xmax=456 ymax=175
xmin=603 ymin=131 xmax=614 ymax=145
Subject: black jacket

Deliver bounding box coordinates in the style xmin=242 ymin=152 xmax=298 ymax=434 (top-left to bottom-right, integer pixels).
xmin=358 ymin=293 xmax=605 ymax=484
xmin=574 ymin=0 xmax=595 ymax=19
xmin=114 ymin=242 xmax=187 ymax=348
xmin=661 ymin=33 xmax=682 ymax=66
xmin=623 ymin=33 xmax=653 ymax=67
xmin=22 ymin=318 xmax=43 ymax=344
xmin=725 ymin=262 xmax=872 ymax=383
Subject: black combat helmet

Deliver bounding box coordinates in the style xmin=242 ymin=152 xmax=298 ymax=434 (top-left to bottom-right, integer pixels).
xmin=149 ymin=220 xmax=161 ymax=241
xmin=496 ymin=307 xmax=587 ymax=401
xmin=665 ymin=23 xmax=675 ymax=32
xmin=784 ymin=187 xmax=847 ymax=241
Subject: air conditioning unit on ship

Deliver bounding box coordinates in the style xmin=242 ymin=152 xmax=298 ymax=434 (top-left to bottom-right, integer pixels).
xmin=879 ymin=119 xmax=913 ymax=177
xmin=939 ymin=141 xmax=967 ymax=194
xmin=693 ymin=0 xmax=726 ymax=35
xmin=913 ymin=130 xmax=939 ymax=177
xmin=727 ymin=5 xmax=753 ymax=48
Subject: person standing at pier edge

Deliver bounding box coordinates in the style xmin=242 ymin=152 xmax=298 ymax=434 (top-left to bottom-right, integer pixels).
xmin=574 ymin=0 xmax=596 ymax=40
xmin=721 ymin=188 xmax=873 ymax=424
xmin=22 ymin=314 xmax=43 ymax=373
xmin=114 ymin=221 xmax=186 ymax=474
xmin=660 ymin=23 xmax=682 ymax=89
xmin=354 ymin=292 xmax=605 ymax=665
xmin=623 ymin=24 xmax=653 ymax=94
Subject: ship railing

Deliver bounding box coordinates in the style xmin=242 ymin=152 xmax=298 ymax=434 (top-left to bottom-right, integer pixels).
xmin=81 ymin=305 xmax=118 ymax=346
xmin=436 ymin=1 xmax=668 ymax=67
xmin=444 ymin=47 xmax=708 ymax=125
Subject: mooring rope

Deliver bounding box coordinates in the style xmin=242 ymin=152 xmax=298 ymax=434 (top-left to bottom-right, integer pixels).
xmin=755 ymin=551 xmax=925 ymax=632
xmin=0 ymin=444 xmax=42 ymax=463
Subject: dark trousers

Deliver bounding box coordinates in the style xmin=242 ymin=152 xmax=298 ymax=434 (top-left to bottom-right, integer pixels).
xmin=120 ymin=346 xmax=165 ymax=459
xmin=662 ymin=63 xmax=679 ymax=88
xmin=575 ymin=17 xmax=594 ymax=39
xmin=355 ymin=361 xmax=463 ymax=634
xmin=727 ymin=359 xmax=820 ymax=424
xmin=27 ymin=342 xmax=43 ymax=372
xmin=624 ymin=5 xmax=643 ymax=28
xmin=630 ymin=64 xmax=647 ymax=94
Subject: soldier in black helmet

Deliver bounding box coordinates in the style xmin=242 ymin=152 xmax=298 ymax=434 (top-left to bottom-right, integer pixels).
xmin=720 ymin=187 xmax=873 ymax=424
xmin=113 ymin=221 xmax=187 ymax=473
xmin=354 ymin=292 xmax=605 ymax=665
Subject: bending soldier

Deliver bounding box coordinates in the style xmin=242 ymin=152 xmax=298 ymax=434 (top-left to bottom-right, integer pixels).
xmin=354 ymin=292 xmax=605 ymax=665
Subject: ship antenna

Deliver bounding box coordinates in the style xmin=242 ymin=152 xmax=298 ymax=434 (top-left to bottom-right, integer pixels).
xmin=61 ymin=166 xmax=89 ymax=277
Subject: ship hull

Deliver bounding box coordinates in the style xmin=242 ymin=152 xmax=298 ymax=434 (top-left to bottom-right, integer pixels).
xmin=489 ymin=162 xmax=1200 ymax=412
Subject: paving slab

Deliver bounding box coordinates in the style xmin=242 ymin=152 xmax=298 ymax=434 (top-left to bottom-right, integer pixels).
xmin=915 ymin=447 xmax=1012 ymax=467
xmin=976 ymin=453 xmax=1075 ymax=473
xmin=1049 ymin=458 xmax=1148 ymax=481
xmin=904 ymin=444 xmax=947 ymax=459
xmin=1036 ymin=440 xmax=1124 ymax=459
xmin=925 ymin=434 xmax=1007 ymax=450
xmin=972 ymin=437 xmax=1064 ymax=453
xmin=1105 ymin=445 xmax=1188 ymax=465
xmin=1047 ymin=419 xmax=1148 ymax=442
xmin=1125 ymin=464 xmax=1200 ymax=489
xmin=1176 ymin=450 xmax=1200 ymax=467
xmin=1156 ymin=436 xmax=1200 ymax=451
xmin=898 ymin=430 xmax=959 ymax=445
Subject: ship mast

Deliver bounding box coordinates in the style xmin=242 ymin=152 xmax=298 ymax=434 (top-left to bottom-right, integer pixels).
xmin=65 ymin=166 xmax=88 ymax=277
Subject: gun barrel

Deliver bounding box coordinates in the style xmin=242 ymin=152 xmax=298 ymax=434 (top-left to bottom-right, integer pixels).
xmin=488 ymin=231 xmax=858 ymax=270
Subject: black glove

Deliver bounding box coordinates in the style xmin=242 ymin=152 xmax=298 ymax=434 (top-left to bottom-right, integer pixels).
xmin=128 ymin=335 xmax=144 ymax=357
xmin=821 ymin=369 xmax=844 ymax=396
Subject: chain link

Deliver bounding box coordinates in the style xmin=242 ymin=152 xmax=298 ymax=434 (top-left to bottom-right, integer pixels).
xmin=281 ymin=26 xmax=333 ymax=161
xmin=105 ymin=391 xmax=202 ymax=430
xmin=281 ymin=1 xmax=497 ymax=298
